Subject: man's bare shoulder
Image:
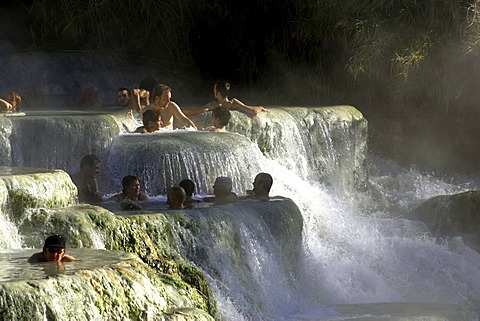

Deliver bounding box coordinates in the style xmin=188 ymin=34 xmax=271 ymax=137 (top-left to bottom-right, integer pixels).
xmin=167 ymin=101 xmax=181 ymax=110
xmin=28 ymin=252 xmax=44 ymax=263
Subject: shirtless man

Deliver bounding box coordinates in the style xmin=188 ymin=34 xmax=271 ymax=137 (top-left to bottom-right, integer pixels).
xmin=28 ymin=234 xmax=76 ymax=263
xmin=203 ymin=176 xmax=238 ymax=204
xmin=110 ymin=175 xmax=149 ymax=210
xmin=116 ymin=87 xmax=150 ymax=113
xmin=245 ymin=172 xmax=273 ymax=201
xmin=142 ymin=84 xmax=197 ymax=130
xmin=70 ymin=154 xmax=103 ymax=204
xmin=184 ymin=80 xmax=267 ymax=117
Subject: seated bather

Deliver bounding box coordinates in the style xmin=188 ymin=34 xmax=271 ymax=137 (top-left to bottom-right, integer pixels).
xmin=184 ymin=80 xmax=267 ymax=117
xmin=77 ymin=86 xmax=104 ymax=108
xmin=109 ymin=175 xmax=149 ymax=210
xmin=135 ymin=109 xmax=162 ymax=133
xmin=204 ymin=106 xmax=231 ymax=132
xmin=116 ymin=87 xmax=150 ymax=117
xmin=167 ymin=186 xmax=187 ymax=209
xmin=0 ymin=91 xmax=22 ymax=112
xmin=179 ymin=179 xmax=201 ymax=206
xmin=243 ymin=172 xmax=273 ymax=201
xmin=142 ymin=84 xmax=197 ymax=130
xmin=70 ymin=154 xmax=103 ymax=204
xmin=28 ymin=234 xmax=76 ymax=263
xmin=203 ymin=176 xmax=238 ymax=204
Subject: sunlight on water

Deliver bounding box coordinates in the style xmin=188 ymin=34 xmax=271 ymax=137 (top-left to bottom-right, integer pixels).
xmin=199 ymin=156 xmax=480 ymax=319
xmin=0 ymin=248 xmax=134 ymax=282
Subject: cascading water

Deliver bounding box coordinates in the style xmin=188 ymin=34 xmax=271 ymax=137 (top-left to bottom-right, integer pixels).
xmin=0 ymin=106 xmax=479 ymax=320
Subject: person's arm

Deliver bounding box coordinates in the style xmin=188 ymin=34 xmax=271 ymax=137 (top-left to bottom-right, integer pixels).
xmin=62 ymin=254 xmax=76 ymax=262
xmin=109 ymin=194 xmax=122 ymax=202
xmin=0 ymin=98 xmax=13 ymax=111
xmin=182 ymin=101 xmax=218 ymax=116
xmin=230 ymin=98 xmax=267 ymax=116
xmin=170 ymin=102 xmax=198 ymax=129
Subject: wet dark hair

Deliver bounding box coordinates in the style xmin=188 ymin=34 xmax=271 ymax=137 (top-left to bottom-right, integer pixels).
xmin=256 ymin=173 xmax=273 ymax=193
xmin=142 ymin=109 xmax=160 ymax=127
xmin=121 ymin=175 xmax=140 ymax=194
xmin=116 ymin=88 xmax=130 ymax=94
xmin=168 ymin=186 xmax=186 ymax=206
xmin=214 ymin=80 xmax=230 ymax=98
xmin=152 ymin=84 xmax=171 ymax=99
xmin=80 ymin=154 xmax=100 ymax=169
xmin=212 ymin=106 xmax=231 ymax=127
xmin=179 ymin=179 xmax=195 ymax=196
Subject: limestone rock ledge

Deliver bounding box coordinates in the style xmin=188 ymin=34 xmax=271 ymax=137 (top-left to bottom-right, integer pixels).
xmin=0 ymin=257 xmax=214 ymax=321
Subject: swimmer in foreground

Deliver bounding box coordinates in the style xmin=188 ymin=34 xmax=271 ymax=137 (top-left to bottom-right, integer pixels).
xmin=28 ymin=234 xmax=76 ymax=263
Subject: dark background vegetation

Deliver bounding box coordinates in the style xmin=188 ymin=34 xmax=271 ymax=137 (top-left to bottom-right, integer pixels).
xmin=2 ymin=0 xmax=480 ymax=175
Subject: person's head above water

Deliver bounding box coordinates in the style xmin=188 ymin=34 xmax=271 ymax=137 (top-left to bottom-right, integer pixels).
xmin=79 ymin=154 xmax=101 ymax=177
xmin=212 ymin=106 xmax=231 ymax=129
xmin=142 ymin=109 xmax=162 ymax=132
xmin=214 ymin=80 xmax=230 ymax=100
xmin=179 ymin=179 xmax=195 ymax=197
xmin=152 ymin=84 xmax=172 ymax=106
xmin=116 ymin=88 xmax=131 ymax=106
xmin=167 ymin=186 xmax=186 ymax=209
xmin=42 ymin=234 xmax=67 ymax=262
xmin=121 ymin=175 xmax=141 ymax=198
xmin=28 ymin=234 xmax=76 ymax=263
xmin=213 ymin=176 xmax=233 ymax=197
xmin=252 ymin=172 xmax=273 ymax=199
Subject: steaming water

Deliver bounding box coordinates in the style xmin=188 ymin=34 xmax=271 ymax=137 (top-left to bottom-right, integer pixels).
xmin=1 ymin=108 xmax=479 ymax=319
xmin=172 ymin=155 xmax=480 ymax=320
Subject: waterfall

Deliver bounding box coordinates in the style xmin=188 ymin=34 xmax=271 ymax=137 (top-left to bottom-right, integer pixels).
xmin=0 ymin=106 xmax=479 ymax=320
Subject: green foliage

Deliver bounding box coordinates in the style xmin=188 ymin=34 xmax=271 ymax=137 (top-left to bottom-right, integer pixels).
xmin=27 ymin=0 xmax=480 ymax=112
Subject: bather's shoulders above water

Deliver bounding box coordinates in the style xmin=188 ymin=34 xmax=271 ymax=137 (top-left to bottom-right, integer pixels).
xmin=28 ymin=252 xmax=77 ymax=263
